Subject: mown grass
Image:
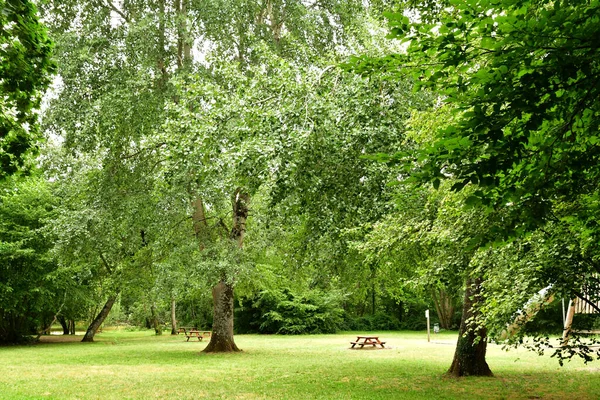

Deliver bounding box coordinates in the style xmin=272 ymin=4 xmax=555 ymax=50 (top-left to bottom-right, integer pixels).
xmin=0 ymin=329 xmax=598 ymax=399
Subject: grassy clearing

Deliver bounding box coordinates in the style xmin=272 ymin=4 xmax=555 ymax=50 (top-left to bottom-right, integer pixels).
xmin=0 ymin=329 xmax=598 ymax=399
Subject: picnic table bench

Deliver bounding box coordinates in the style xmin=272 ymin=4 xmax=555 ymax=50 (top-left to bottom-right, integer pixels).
xmin=350 ymin=336 xmax=386 ymax=349
xmin=184 ymin=330 xmax=212 ymax=342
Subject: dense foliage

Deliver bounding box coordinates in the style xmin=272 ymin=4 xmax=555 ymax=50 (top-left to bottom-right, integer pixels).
xmin=350 ymin=0 xmax=600 ymax=366
xmin=0 ymin=177 xmax=59 ymax=342
xmin=0 ymin=0 xmax=54 ymax=177
xmin=2 ymin=0 xmax=599 ymax=378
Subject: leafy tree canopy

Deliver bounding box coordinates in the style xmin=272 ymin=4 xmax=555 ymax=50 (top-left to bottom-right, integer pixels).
xmin=0 ymin=0 xmax=55 ymax=177
xmin=0 ymin=176 xmax=60 ymax=343
xmin=352 ymin=0 xmax=600 ymax=237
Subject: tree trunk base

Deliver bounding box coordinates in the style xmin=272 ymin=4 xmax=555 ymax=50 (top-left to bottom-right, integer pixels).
xmin=202 ymin=281 xmax=241 ymax=353
xmin=447 ymin=364 xmax=493 ymax=377
xmin=171 ymin=298 xmax=177 ymax=335
xmin=447 ymin=340 xmax=493 ymax=377
xmin=202 ymin=339 xmax=241 ymax=353
xmin=81 ymin=294 xmax=118 ymax=343
xmin=447 ymin=278 xmax=493 ymax=377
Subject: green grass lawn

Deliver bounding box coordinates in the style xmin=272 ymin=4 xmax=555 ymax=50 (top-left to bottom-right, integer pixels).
xmin=0 ymin=329 xmax=598 ymax=399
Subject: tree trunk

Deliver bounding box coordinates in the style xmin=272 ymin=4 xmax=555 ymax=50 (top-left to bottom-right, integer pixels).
xmin=371 ymin=287 xmax=376 ymax=315
xmin=432 ymin=288 xmax=456 ymax=329
xmin=192 ymin=197 xmax=210 ymax=248
xmin=175 ymin=0 xmax=191 ymax=70
xmin=68 ymin=319 xmax=76 ymax=335
xmin=151 ymin=303 xmax=162 ymax=335
xmin=81 ymin=294 xmax=118 ymax=342
xmin=197 ymin=189 xmax=249 ymax=353
xmin=171 ymin=298 xmax=177 ymax=335
xmin=203 ymin=281 xmax=240 ymax=353
xmin=41 ymin=317 xmax=52 ymax=335
xmin=447 ymin=278 xmax=493 ymax=377
xmin=500 ymin=289 xmax=554 ymax=340
xmin=58 ymin=316 xmax=69 ymax=335
xmin=561 ymin=297 xmax=578 ymax=346
xmin=156 ymin=0 xmax=167 ymax=89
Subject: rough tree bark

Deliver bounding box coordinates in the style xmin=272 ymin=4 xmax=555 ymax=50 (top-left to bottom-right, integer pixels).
xmin=202 ymin=188 xmax=248 ymax=353
xmin=81 ymin=294 xmax=118 ymax=342
xmin=447 ymin=278 xmax=493 ymax=377
xmin=171 ymin=298 xmax=177 ymax=335
xmin=203 ymin=281 xmax=240 ymax=352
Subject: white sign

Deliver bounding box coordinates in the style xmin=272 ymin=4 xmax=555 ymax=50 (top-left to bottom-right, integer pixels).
xmin=425 ymin=309 xmax=429 ymax=318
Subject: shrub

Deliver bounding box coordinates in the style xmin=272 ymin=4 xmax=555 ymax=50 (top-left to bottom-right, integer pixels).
xmin=344 ymin=312 xmax=401 ymax=331
xmin=235 ymin=288 xmax=345 ymax=334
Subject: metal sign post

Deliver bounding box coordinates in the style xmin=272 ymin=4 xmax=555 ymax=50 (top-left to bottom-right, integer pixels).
xmin=426 ymin=309 xmax=430 ymax=342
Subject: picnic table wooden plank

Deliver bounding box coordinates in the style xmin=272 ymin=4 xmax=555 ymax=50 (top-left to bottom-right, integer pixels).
xmin=350 ymin=336 xmax=385 ymax=349
xmin=183 ymin=330 xmax=212 ymax=342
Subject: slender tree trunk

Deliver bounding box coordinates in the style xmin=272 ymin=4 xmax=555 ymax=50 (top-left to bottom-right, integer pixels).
xmin=447 ymin=278 xmax=493 ymax=377
xmin=151 ymin=303 xmax=162 ymax=335
xmin=432 ymin=288 xmax=456 ymax=329
xmin=397 ymin=300 xmax=404 ymax=322
xmin=500 ymin=290 xmax=554 ymax=340
xmin=192 ymin=197 xmax=210 ymax=247
xmin=203 ymin=281 xmax=240 ymax=352
xmin=68 ymin=319 xmax=76 ymax=335
xmin=41 ymin=317 xmax=52 ymax=335
xmin=58 ymin=316 xmax=69 ymax=335
xmin=156 ymin=0 xmax=167 ymax=89
xmin=171 ymin=298 xmax=177 ymax=335
xmin=175 ymin=0 xmax=191 ymax=70
xmin=371 ymin=286 xmax=376 ymax=315
xmin=81 ymin=294 xmax=118 ymax=342
xmin=36 ymin=292 xmax=67 ymax=339
xmin=562 ymin=297 xmax=578 ymax=346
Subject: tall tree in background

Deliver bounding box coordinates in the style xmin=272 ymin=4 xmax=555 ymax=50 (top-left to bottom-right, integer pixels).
xmin=42 ymin=0 xmax=180 ymax=341
xmin=0 ymin=0 xmax=54 ymax=177
xmin=42 ymin=0 xmax=379 ymax=350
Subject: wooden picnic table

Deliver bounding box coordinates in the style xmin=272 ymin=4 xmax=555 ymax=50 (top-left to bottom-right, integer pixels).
xmin=350 ymin=336 xmax=386 ymax=349
xmin=184 ymin=330 xmax=212 ymax=342
xmin=177 ymin=326 xmax=200 ymax=334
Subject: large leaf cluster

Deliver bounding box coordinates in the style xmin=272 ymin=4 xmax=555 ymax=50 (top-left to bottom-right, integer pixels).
xmin=354 ymin=0 xmax=600 ymax=233
xmin=0 ymin=177 xmax=59 ymax=342
xmin=353 ymin=0 xmax=600 ymax=360
xmin=0 ymin=0 xmax=54 ymax=177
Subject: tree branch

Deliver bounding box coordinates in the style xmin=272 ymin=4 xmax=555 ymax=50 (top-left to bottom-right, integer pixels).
xmin=36 ymin=290 xmax=67 ymax=339
xmin=98 ymin=251 xmax=114 ymax=275
xmin=574 ymin=291 xmax=600 ymax=314
xmin=121 ymin=142 xmax=167 ymax=160
xmin=100 ymin=0 xmax=130 ymax=23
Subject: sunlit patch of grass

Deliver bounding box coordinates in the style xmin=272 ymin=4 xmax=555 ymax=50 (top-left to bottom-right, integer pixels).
xmin=0 ymin=330 xmax=598 ymax=399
